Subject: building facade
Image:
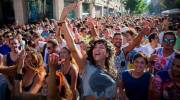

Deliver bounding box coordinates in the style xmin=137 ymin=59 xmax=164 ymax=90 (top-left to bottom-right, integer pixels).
xmin=0 ymin=0 xmax=124 ymax=25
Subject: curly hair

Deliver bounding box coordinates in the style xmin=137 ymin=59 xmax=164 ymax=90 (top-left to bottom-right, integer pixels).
xmin=87 ymin=39 xmax=117 ymax=78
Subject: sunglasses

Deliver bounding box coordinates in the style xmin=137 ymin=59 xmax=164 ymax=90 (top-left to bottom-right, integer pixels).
xmin=163 ymin=38 xmax=175 ymax=44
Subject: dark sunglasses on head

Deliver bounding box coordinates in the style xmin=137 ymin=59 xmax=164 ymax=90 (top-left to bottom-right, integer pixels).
xmin=163 ymin=38 xmax=175 ymax=44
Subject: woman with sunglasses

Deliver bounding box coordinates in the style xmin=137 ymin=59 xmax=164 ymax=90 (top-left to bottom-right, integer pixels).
xmin=150 ymin=31 xmax=176 ymax=74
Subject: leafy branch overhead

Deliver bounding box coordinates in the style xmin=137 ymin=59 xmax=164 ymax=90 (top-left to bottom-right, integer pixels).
xmin=123 ymin=0 xmax=148 ymax=14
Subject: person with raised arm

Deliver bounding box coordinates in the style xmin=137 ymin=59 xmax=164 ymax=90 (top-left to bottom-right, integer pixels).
xmin=60 ymin=3 xmax=117 ymax=99
xmin=112 ymin=24 xmax=151 ymax=78
xmin=0 ymin=47 xmax=46 ymax=99
xmin=47 ymin=53 xmax=72 ymax=100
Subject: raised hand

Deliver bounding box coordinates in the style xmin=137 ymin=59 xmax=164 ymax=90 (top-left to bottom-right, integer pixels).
xmin=140 ymin=25 xmax=151 ymax=36
xmin=17 ymin=49 xmax=26 ymax=73
xmin=60 ymin=1 xmax=82 ymax=21
xmin=48 ymin=53 xmax=59 ymax=70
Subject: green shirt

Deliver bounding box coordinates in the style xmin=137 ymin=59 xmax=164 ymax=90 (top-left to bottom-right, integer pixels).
xmin=174 ymin=32 xmax=180 ymax=51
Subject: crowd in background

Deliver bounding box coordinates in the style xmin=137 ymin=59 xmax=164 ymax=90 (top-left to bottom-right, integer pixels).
xmin=0 ymin=1 xmax=180 ymax=100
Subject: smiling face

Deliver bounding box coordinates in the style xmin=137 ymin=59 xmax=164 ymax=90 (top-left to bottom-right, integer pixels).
xmin=112 ymin=34 xmax=122 ymax=48
xmin=9 ymin=39 xmax=19 ymax=52
xmin=133 ymin=54 xmax=147 ymax=73
xmin=162 ymin=33 xmax=176 ymax=50
xmin=124 ymin=32 xmax=133 ymax=44
xmin=92 ymin=43 xmax=108 ymax=63
xmin=59 ymin=47 xmax=71 ymax=61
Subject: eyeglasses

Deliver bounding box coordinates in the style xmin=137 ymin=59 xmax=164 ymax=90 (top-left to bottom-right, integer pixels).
xmin=163 ymin=38 xmax=175 ymax=44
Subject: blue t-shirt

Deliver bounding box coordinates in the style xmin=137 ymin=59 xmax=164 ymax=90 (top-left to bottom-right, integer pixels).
xmin=0 ymin=44 xmax=11 ymax=55
xmin=122 ymin=71 xmax=151 ymax=100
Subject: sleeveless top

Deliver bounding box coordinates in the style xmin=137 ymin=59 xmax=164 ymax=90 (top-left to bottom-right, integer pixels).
xmin=6 ymin=53 xmax=16 ymax=66
xmin=122 ymin=71 xmax=151 ymax=100
xmin=62 ymin=66 xmax=82 ymax=93
xmin=23 ymin=74 xmax=37 ymax=92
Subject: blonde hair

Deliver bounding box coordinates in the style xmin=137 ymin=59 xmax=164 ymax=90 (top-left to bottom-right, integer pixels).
xmin=25 ymin=47 xmax=46 ymax=74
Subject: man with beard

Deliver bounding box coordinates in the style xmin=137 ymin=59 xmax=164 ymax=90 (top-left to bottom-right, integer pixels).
xmin=112 ymin=27 xmax=151 ymax=78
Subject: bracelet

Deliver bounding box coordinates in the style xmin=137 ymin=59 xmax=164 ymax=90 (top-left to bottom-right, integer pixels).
xmin=15 ymin=73 xmax=23 ymax=80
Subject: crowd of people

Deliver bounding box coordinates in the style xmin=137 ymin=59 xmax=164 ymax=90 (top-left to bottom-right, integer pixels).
xmin=0 ymin=1 xmax=180 ymax=100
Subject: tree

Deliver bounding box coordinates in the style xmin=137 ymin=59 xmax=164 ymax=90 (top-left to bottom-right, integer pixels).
xmin=123 ymin=0 xmax=147 ymax=14
xmin=161 ymin=0 xmax=180 ymax=10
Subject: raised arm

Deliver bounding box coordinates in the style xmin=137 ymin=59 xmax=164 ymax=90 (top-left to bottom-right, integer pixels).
xmin=14 ymin=50 xmax=26 ymax=96
xmin=59 ymin=1 xmax=82 ymax=22
xmin=86 ymin=18 xmax=99 ymax=40
xmin=55 ymin=24 xmax=63 ymax=44
xmin=47 ymin=53 xmax=73 ymax=100
xmin=0 ymin=65 xmax=17 ymax=76
xmin=61 ymin=21 xmax=86 ymax=71
xmin=47 ymin=53 xmax=59 ymax=99
xmin=124 ymin=27 xmax=151 ymax=56
xmin=0 ymin=54 xmax=17 ymax=76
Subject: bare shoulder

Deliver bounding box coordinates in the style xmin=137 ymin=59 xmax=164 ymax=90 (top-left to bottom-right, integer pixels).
xmin=70 ymin=64 xmax=79 ymax=74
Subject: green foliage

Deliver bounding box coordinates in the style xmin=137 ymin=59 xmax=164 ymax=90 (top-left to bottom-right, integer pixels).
xmin=159 ymin=0 xmax=180 ymax=10
xmin=123 ymin=0 xmax=148 ymax=14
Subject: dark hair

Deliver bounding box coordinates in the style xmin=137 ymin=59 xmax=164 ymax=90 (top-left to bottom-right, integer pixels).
xmin=148 ymin=33 xmax=158 ymax=42
xmin=113 ymin=32 xmax=121 ymax=38
xmin=47 ymin=39 xmax=58 ymax=47
xmin=27 ymin=40 xmax=36 ymax=48
xmin=175 ymin=51 xmax=180 ymax=59
xmin=61 ymin=47 xmax=72 ymax=61
xmin=171 ymin=51 xmax=180 ymax=77
xmin=87 ymin=39 xmax=117 ymax=78
xmin=62 ymin=47 xmax=71 ymax=54
xmin=163 ymin=31 xmax=176 ymax=43
xmin=133 ymin=52 xmax=148 ymax=64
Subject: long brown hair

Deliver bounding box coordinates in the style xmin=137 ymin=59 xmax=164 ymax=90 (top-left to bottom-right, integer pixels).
xmin=56 ymin=72 xmax=72 ymax=100
xmin=24 ymin=47 xmax=46 ymax=74
xmin=87 ymin=39 xmax=117 ymax=78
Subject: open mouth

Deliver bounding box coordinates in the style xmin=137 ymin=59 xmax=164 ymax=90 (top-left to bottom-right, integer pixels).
xmin=94 ymin=53 xmax=101 ymax=56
